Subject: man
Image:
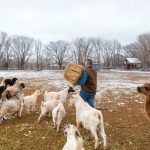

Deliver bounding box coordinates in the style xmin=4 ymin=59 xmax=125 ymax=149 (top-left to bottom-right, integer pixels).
xmin=76 ymin=59 xmax=97 ymax=107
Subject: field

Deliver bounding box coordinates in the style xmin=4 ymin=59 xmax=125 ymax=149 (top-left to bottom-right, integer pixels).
xmin=0 ymin=70 xmax=150 ymax=150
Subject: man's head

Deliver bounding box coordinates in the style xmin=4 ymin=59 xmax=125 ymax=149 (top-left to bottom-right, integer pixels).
xmin=85 ymin=59 xmax=93 ymax=68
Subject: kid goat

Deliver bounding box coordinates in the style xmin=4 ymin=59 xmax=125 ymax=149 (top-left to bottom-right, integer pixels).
xmin=44 ymin=86 xmax=75 ymax=102
xmin=38 ymin=95 xmax=60 ymax=122
xmin=62 ymin=124 xmax=85 ymax=150
xmin=52 ymin=100 xmax=66 ymax=131
xmin=23 ymin=90 xmax=41 ymax=114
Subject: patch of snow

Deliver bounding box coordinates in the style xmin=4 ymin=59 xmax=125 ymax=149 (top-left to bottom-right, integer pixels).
xmin=117 ymin=102 xmax=125 ymax=106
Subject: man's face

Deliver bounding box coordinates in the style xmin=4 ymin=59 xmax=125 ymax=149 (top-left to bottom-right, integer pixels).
xmin=85 ymin=61 xmax=89 ymax=67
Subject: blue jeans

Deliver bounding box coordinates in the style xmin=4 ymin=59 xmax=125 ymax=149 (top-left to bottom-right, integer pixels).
xmin=80 ymin=90 xmax=95 ymax=107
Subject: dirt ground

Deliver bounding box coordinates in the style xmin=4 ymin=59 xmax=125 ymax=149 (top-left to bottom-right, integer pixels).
xmin=0 ymin=70 xmax=150 ymax=150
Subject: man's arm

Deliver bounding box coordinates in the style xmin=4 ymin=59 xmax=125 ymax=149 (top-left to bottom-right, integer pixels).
xmin=76 ymin=70 xmax=88 ymax=86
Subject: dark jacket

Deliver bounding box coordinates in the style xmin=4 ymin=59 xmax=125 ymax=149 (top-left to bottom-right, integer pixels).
xmin=81 ymin=67 xmax=97 ymax=94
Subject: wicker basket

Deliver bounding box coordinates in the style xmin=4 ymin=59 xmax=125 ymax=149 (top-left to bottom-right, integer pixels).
xmin=64 ymin=63 xmax=84 ymax=85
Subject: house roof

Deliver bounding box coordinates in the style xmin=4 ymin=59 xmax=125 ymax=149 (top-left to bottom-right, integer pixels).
xmin=124 ymin=58 xmax=141 ymax=64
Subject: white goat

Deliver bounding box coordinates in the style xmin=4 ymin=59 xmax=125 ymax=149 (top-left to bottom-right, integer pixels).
xmin=52 ymin=100 xmax=66 ymax=131
xmin=38 ymin=95 xmax=60 ymax=122
xmin=44 ymin=86 xmax=74 ymax=102
xmin=94 ymin=92 xmax=102 ymax=108
xmin=69 ymin=94 xmax=107 ymax=150
xmin=0 ymin=97 xmax=24 ymax=124
xmin=23 ymin=90 xmax=40 ymax=114
xmin=62 ymin=124 xmax=85 ymax=150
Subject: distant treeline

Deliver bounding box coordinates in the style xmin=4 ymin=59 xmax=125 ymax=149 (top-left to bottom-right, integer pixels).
xmin=0 ymin=31 xmax=150 ymax=70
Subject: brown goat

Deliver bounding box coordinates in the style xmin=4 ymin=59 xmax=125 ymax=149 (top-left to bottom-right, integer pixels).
xmin=137 ymin=83 xmax=150 ymax=121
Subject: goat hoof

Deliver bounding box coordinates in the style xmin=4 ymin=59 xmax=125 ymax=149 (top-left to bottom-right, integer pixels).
xmin=95 ymin=144 xmax=100 ymax=150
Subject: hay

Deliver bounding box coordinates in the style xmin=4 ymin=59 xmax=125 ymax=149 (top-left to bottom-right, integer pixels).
xmin=64 ymin=63 xmax=84 ymax=85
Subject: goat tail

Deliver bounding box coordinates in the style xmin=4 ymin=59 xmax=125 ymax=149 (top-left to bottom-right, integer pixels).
xmin=98 ymin=112 xmax=107 ymax=149
xmin=55 ymin=109 xmax=59 ymax=121
xmin=98 ymin=112 xmax=104 ymax=133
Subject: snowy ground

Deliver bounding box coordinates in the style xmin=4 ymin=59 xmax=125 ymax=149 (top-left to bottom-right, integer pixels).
xmin=0 ymin=69 xmax=149 ymax=88
xmin=0 ymin=69 xmax=150 ymax=150
xmin=1 ymin=69 xmax=149 ymax=106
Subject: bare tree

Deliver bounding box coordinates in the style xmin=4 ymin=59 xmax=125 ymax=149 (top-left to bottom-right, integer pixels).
xmin=35 ymin=40 xmax=43 ymax=70
xmin=0 ymin=32 xmax=8 ymax=69
xmin=11 ymin=35 xmax=34 ymax=69
xmin=138 ymin=33 xmax=150 ymax=68
xmin=73 ymin=37 xmax=93 ymax=64
xmin=91 ymin=38 xmax=123 ymax=68
xmin=124 ymin=33 xmax=150 ymax=69
xmin=45 ymin=40 xmax=70 ymax=69
xmin=3 ymin=37 xmax=12 ymax=69
xmin=91 ymin=37 xmax=104 ymax=64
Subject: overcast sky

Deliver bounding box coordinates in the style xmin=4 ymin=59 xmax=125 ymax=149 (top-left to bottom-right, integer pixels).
xmin=0 ymin=0 xmax=150 ymax=45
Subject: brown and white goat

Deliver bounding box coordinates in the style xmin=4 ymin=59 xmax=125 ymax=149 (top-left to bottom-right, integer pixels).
xmin=0 ymin=96 xmax=24 ymax=124
xmin=6 ymin=81 xmax=25 ymax=99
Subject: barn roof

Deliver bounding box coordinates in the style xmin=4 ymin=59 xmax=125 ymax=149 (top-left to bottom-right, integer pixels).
xmin=124 ymin=58 xmax=141 ymax=64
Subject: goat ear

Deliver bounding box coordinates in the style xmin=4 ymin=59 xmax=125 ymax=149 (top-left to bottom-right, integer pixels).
xmin=64 ymin=124 xmax=70 ymax=135
xmin=63 ymin=123 xmax=69 ymax=129
xmin=64 ymin=129 xmax=67 ymax=136
xmin=75 ymin=128 xmax=81 ymax=137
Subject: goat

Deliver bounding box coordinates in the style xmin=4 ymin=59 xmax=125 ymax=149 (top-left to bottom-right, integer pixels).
xmin=23 ymin=90 xmax=41 ymax=114
xmin=6 ymin=82 xmax=25 ymax=99
xmin=69 ymin=94 xmax=107 ymax=150
xmin=0 ymin=96 xmax=24 ymax=124
xmin=62 ymin=124 xmax=85 ymax=150
xmin=52 ymin=100 xmax=66 ymax=131
xmin=94 ymin=92 xmax=102 ymax=108
xmin=0 ymin=85 xmax=6 ymax=99
xmin=0 ymin=77 xmax=6 ymax=98
xmin=137 ymin=83 xmax=150 ymax=121
xmin=38 ymin=95 xmax=60 ymax=122
xmin=44 ymin=86 xmax=75 ymax=102
xmin=4 ymin=78 xmax=18 ymax=86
